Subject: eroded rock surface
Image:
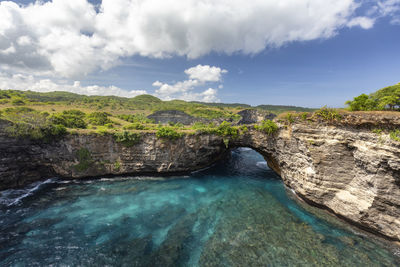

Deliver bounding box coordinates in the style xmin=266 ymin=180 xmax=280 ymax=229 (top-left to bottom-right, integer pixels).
xmin=233 ymin=121 xmax=400 ymax=241
xmin=237 ymin=109 xmax=276 ymax=124
xmin=147 ymin=110 xmax=202 ymax=125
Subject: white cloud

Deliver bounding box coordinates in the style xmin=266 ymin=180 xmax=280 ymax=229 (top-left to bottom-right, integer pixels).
xmin=347 ymin=17 xmax=375 ymax=29
xmin=0 ymin=0 xmax=384 ymax=79
xmin=379 ymin=0 xmax=400 ymax=24
xmin=180 ymin=88 xmax=219 ymax=103
xmin=0 ymin=72 xmax=147 ymax=97
xmin=366 ymin=0 xmax=400 ymax=24
xmin=184 ymin=65 xmax=227 ymax=82
xmin=153 ymin=64 xmax=225 ymax=102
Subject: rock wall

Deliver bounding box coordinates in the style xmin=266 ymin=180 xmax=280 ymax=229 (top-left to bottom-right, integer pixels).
xmin=232 ymin=119 xmax=400 ymax=241
xmin=1 ymin=115 xmax=400 ymax=241
xmin=0 ymin=124 xmax=228 ymax=190
xmin=237 ymin=109 xmax=276 ymax=124
xmin=147 ymin=110 xmax=202 ymax=125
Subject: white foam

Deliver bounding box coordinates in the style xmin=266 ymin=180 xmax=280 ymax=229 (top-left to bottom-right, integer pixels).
xmin=0 ymin=179 xmax=55 ymax=206
xmin=238 ymin=147 xmax=252 ymax=151
xmin=256 ymin=161 xmax=269 ymax=170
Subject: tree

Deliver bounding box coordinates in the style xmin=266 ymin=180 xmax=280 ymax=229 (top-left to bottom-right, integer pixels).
xmin=378 ymin=95 xmax=399 ymax=110
xmin=345 ymin=94 xmax=377 ymax=111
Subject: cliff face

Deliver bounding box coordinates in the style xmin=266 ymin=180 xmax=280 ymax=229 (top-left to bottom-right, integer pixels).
xmin=233 ymin=122 xmax=400 ymax=241
xmin=1 ymin=116 xmax=400 ymax=241
xmin=0 ymin=127 xmax=228 ymax=189
xmin=237 ymin=109 xmax=276 ymax=124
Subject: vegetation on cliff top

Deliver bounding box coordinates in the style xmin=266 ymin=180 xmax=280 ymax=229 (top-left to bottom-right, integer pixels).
xmin=0 ymin=89 xmax=316 ymax=141
xmin=346 ymin=82 xmax=400 ymax=111
xmin=3 ymin=87 xmax=399 ymax=142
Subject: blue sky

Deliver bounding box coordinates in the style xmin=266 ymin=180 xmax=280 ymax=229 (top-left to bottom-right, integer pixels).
xmin=0 ymin=0 xmax=399 ymax=107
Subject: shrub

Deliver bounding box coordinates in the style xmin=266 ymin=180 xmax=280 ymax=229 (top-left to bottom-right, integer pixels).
xmin=87 ymin=112 xmax=112 ymax=126
xmin=215 ymin=121 xmax=238 ymax=138
xmin=156 ymin=126 xmax=183 ymax=140
xmin=117 ymin=114 xmax=154 ymax=124
xmin=191 ymin=122 xmax=207 ymax=129
xmin=96 ymin=128 xmax=110 ymax=136
xmin=50 ymin=110 xmax=87 ymax=129
xmin=74 ymin=148 xmax=93 ymax=172
xmin=3 ymin=107 xmax=67 ymax=141
xmin=114 ymin=161 xmax=121 ymax=171
xmin=239 ymin=125 xmax=248 ymax=134
xmin=113 ymin=131 xmax=141 ymax=146
xmin=314 ymin=106 xmax=341 ymax=121
xmin=389 ymin=130 xmax=400 ymax=142
xmin=104 ymin=123 xmax=114 ymax=129
xmin=0 ymin=91 xmax=11 ymax=99
xmin=254 ymin=120 xmax=278 ymax=135
xmin=285 ymin=113 xmax=295 ymax=124
xmin=11 ymin=98 xmax=25 ymax=106
xmin=123 ymin=122 xmax=147 ymax=130
xmin=372 ymin=128 xmax=383 ymax=135
xmin=300 ymin=112 xmax=308 ymax=121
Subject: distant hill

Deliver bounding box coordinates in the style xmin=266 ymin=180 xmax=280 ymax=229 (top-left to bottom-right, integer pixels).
xmin=190 ymin=101 xmax=251 ymax=109
xmin=256 ymin=104 xmax=316 ymax=114
xmin=0 ymin=89 xmax=315 ymax=117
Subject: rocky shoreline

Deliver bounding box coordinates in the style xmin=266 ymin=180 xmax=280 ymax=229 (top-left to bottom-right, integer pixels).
xmin=1 ymin=114 xmax=400 ymax=242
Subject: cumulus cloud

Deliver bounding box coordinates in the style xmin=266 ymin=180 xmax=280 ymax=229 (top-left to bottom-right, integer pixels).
xmin=0 ymin=72 xmax=147 ymax=97
xmin=184 ymin=65 xmax=227 ymax=82
xmin=0 ymin=0 xmax=384 ymax=79
xmin=153 ymin=64 xmax=225 ymax=102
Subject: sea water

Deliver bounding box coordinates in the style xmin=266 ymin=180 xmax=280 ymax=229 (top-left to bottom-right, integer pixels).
xmin=0 ymin=148 xmax=399 ymax=266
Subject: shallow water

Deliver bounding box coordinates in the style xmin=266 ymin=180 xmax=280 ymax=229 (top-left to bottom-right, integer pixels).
xmin=0 ymin=148 xmax=399 ymax=266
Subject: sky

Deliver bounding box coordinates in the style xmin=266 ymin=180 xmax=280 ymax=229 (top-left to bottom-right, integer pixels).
xmin=0 ymin=0 xmax=399 ymax=107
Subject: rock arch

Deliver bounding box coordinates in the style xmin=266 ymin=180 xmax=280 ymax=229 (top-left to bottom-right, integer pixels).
xmin=1 ymin=120 xmax=400 ymax=241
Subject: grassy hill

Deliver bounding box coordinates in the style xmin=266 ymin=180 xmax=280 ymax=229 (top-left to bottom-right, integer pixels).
xmin=0 ymin=89 xmax=316 ymax=141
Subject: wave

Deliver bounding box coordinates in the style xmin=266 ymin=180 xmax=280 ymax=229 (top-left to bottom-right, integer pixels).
xmin=0 ymin=179 xmax=55 ymax=207
xmin=256 ymin=161 xmax=269 ymax=170
xmin=237 ymin=147 xmax=252 ymax=152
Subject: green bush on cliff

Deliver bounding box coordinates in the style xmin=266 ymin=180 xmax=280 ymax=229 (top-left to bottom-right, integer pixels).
xmin=215 ymin=121 xmax=239 ymax=138
xmin=123 ymin=122 xmax=147 ymax=130
xmin=284 ymin=113 xmax=295 ymax=124
xmin=74 ymin=148 xmax=93 ymax=172
xmin=254 ymin=120 xmax=278 ymax=135
xmin=117 ymin=114 xmax=154 ymax=124
xmin=156 ymin=126 xmax=183 ymax=140
xmin=50 ymin=110 xmax=87 ymax=129
xmin=389 ymin=130 xmax=400 ymax=142
xmin=314 ymin=106 xmax=341 ymax=121
xmin=2 ymin=107 xmax=67 ymax=141
xmin=87 ymin=112 xmax=112 ymax=126
xmin=113 ymin=131 xmax=141 ymax=146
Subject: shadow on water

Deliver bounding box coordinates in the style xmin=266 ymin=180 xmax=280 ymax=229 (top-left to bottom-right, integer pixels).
xmin=0 ymin=148 xmax=399 ymax=266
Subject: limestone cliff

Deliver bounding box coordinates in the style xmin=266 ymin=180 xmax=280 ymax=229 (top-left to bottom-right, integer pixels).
xmin=232 ymin=114 xmax=400 ymax=241
xmin=0 ymin=125 xmax=228 ymax=190
xmin=1 ymin=114 xmax=400 ymax=242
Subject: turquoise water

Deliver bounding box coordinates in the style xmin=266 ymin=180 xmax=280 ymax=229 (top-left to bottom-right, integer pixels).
xmin=0 ymin=148 xmax=399 ymax=266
